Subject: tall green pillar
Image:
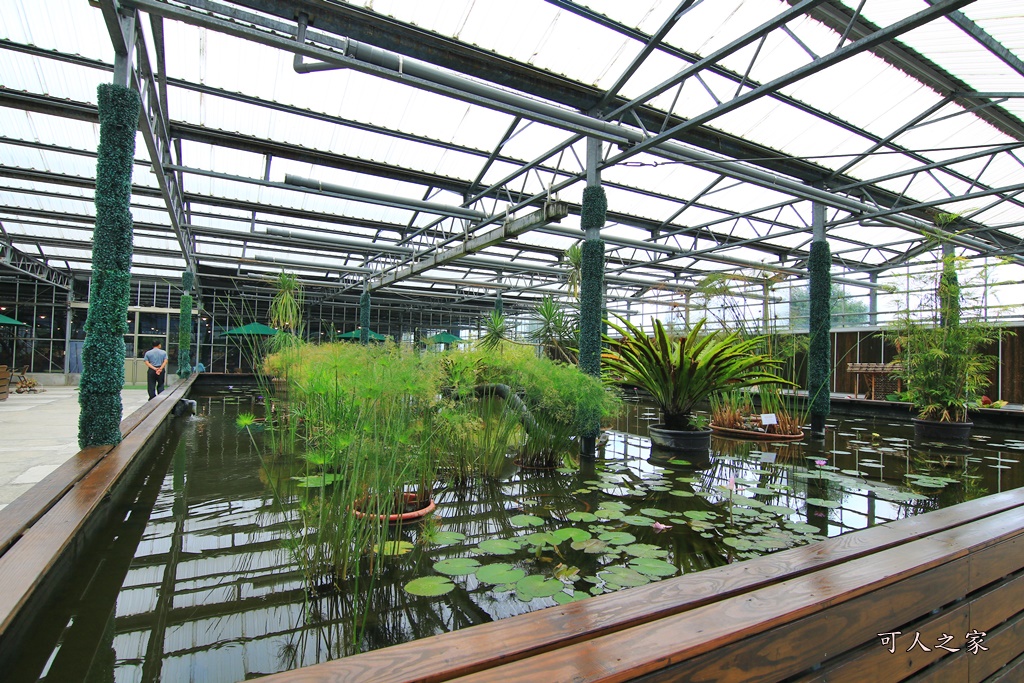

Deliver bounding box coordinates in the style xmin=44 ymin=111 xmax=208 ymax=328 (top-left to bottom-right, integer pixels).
xmin=359 ymin=288 xmax=370 ymax=345
xmin=579 ymin=138 xmax=606 ymax=454
xmin=808 ymin=200 xmax=831 ymax=437
xmin=78 ymin=84 xmax=141 ymax=448
xmin=178 ymin=271 xmax=193 ymax=377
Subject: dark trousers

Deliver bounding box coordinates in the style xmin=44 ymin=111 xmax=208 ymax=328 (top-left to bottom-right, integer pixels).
xmin=147 ymin=368 xmax=165 ymax=400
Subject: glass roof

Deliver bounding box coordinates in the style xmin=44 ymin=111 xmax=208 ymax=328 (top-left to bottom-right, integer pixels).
xmin=0 ymin=0 xmax=1022 ymax=322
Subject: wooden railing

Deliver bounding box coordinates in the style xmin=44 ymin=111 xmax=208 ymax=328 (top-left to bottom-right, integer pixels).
xmin=258 ymin=488 xmax=1024 ymax=683
xmin=847 ymin=361 xmax=904 ymax=400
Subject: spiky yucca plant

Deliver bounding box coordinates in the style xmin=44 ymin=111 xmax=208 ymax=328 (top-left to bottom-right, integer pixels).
xmin=602 ymin=317 xmax=792 ymax=431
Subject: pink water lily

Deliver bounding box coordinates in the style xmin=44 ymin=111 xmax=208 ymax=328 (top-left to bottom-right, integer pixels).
xmin=815 ymin=459 xmax=827 ymax=467
xmin=652 ymin=521 xmax=673 ymax=532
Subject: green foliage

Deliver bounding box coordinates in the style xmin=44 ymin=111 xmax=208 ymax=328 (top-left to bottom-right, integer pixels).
xmin=359 ymin=290 xmax=370 ymax=345
xmin=578 ymin=239 xmax=605 ymax=381
xmin=494 ymin=291 xmax=503 ymax=317
xmin=565 ymin=243 xmax=583 ymax=299
xmin=478 ymin=309 xmax=508 ymax=352
xmin=580 ymin=185 xmax=608 ymax=230
xmin=807 ymin=240 xmax=832 ymax=418
xmin=938 ymin=251 xmax=961 ymax=329
xmin=79 ymin=84 xmax=141 ymax=449
xmin=530 ymin=297 xmax=577 ymax=363
xmin=182 ymin=270 xmax=195 ymax=293
xmin=178 ymin=293 xmax=193 ymax=377
xmin=269 ymin=271 xmax=303 ymax=335
xmin=602 ymin=316 xmax=792 ymax=431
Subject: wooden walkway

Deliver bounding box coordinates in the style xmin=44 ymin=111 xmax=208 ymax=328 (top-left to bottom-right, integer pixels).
xmin=0 ymin=376 xmax=196 ymax=644
xmin=258 ymin=488 xmax=1024 ymax=683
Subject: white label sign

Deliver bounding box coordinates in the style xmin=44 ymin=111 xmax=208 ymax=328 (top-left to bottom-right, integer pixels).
xmin=761 ymin=413 xmax=778 ymax=426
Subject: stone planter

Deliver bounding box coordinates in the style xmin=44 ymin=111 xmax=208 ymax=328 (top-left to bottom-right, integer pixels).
xmin=647 ymin=425 xmax=713 ymax=452
xmin=912 ymin=418 xmax=973 ymax=442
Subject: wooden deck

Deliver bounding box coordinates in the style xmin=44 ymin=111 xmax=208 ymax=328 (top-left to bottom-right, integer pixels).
xmin=0 ymin=376 xmax=196 ymax=644
xmin=258 ymin=488 xmax=1024 ymax=683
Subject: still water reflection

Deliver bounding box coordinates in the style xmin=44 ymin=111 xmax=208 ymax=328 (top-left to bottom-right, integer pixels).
xmin=20 ymin=392 xmax=1024 ymax=682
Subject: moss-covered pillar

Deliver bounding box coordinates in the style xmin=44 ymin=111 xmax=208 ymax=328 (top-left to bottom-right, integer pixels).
xmin=359 ymin=286 xmax=370 ymax=345
xmin=177 ymin=271 xmax=193 ymax=377
xmin=808 ymin=200 xmax=831 ymax=437
xmin=579 ymin=138 xmax=606 ymax=455
xmin=494 ymin=291 xmax=503 ymax=317
xmin=868 ymin=272 xmax=878 ymax=326
xmin=78 ymin=84 xmax=141 ymax=448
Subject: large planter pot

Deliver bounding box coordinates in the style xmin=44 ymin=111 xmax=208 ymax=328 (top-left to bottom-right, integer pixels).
xmin=648 ymin=425 xmax=712 ymax=452
xmin=353 ymin=492 xmax=436 ymax=524
xmin=912 ymin=418 xmax=973 ymax=442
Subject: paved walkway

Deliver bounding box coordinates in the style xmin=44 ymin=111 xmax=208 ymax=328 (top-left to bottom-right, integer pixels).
xmin=0 ymin=387 xmax=151 ymax=510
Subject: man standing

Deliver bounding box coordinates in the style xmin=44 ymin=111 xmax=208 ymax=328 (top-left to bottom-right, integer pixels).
xmin=144 ymin=340 xmax=168 ymax=400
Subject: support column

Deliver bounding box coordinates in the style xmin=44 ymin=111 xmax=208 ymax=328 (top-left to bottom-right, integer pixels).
xmin=579 ymin=138 xmax=606 ymax=456
xmin=78 ymin=81 xmax=142 ymax=448
xmin=808 ymin=200 xmax=831 ymax=438
xmin=177 ymin=270 xmax=193 ymax=377
xmin=868 ymin=272 xmax=878 ymax=326
xmin=359 ymin=284 xmax=370 ymax=345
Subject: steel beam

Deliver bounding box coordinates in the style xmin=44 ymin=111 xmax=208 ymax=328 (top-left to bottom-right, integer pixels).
xmin=369 ymin=202 xmax=570 ymax=291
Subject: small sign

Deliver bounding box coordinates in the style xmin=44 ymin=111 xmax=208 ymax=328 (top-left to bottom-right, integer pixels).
xmin=760 ymin=452 xmax=777 ymax=463
xmin=761 ymin=413 xmax=778 ymax=426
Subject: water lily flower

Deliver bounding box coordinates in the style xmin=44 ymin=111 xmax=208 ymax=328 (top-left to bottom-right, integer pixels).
xmin=652 ymin=521 xmax=673 ymax=532
xmin=815 ymin=459 xmax=827 ymax=467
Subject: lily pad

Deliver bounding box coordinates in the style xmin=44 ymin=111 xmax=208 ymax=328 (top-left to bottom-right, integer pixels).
xmin=622 ymin=543 xmax=668 ymax=558
xmin=620 ymin=515 xmax=655 ymax=526
xmin=510 ymin=514 xmax=545 ymax=527
xmin=293 ymin=474 xmax=341 ymax=487
xmin=668 ymin=459 xmax=692 ymax=466
xmin=523 ymin=532 xmax=559 ymax=547
xmin=434 ymin=557 xmax=481 ymax=576
xmin=598 ymin=566 xmax=651 ymax=587
xmin=598 ymin=531 xmax=636 ymax=545
xmin=426 ymin=531 xmax=465 ymax=546
xmin=476 ymin=563 xmax=526 ymax=585
xmin=404 ymin=576 xmax=455 ymax=596
xmin=374 ymin=540 xmax=415 ymax=556
xmin=571 ymin=538 xmax=610 ymax=554
xmin=670 ymin=490 xmax=695 ymax=498
xmin=806 ymin=498 xmax=841 ymax=508
xmin=566 ymin=511 xmax=598 ymax=522
xmin=639 ymin=508 xmax=671 ymax=518
xmin=552 ymin=528 xmax=591 ymax=543
xmin=515 ymin=574 xmax=564 ymax=601
xmin=553 ymin=590 xmax=590 ymax=605
xmin=477 ymin=539 xmax=521 ymax=555
xmin=629 ymin=557 xmax=678 ymax=577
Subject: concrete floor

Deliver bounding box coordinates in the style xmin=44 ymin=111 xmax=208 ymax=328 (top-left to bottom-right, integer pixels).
xmin=0 ymin=387 xmax=151 ymax=510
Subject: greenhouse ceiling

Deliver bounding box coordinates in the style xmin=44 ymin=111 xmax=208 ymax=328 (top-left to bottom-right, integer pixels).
xmin=1 ymin=0 xmax=1023 ymax=314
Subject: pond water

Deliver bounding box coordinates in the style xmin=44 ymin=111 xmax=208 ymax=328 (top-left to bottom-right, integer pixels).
xmin=15 ymin=390 xmax=1024 ymax=682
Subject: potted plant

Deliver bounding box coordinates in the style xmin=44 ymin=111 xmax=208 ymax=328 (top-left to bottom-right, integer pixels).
xmin=602 ymin=316 xmax=791 ymax=451
xmin=891 ymin=246 xmax=1001 ymax=441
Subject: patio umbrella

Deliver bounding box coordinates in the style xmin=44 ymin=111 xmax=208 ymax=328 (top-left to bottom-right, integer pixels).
xmin=338 ymin=329 xmax=387 ymax=341
xmin=0 ymin=314 xmax=26 ymax=326
xmin=425 ymin=332 xmax=464 ymax=344
xmin=222 ymin=322 xmax=279 ymax=336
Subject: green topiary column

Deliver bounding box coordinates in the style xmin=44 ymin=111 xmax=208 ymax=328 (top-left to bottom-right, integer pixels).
xmin=494 ymin=292 xmax=503 ymax=317
xmin=79 ymin=84 xmax=141 ymax=448
xmin=578 ymin=185 xmax=607 ymax=441
xmin=808 ymin=239 xmax=831 ymax=435
xmin=359 ymin=290 xmax=370 ymax=345
xmin=178 ymin=294 xmax=193 ymax=378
